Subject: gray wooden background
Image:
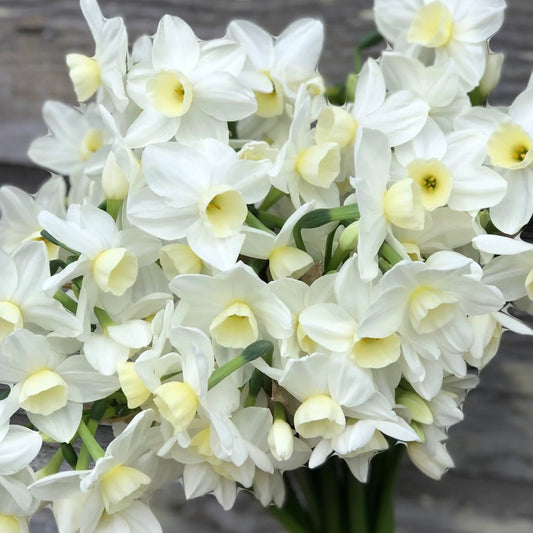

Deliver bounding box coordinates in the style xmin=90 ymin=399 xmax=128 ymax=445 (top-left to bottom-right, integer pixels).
xmin=1 ymin=1 xmax=533 ymax=532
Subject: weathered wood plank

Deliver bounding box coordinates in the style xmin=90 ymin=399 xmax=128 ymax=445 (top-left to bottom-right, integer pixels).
xmin=1 ymin=0 xmax=533 ymax=164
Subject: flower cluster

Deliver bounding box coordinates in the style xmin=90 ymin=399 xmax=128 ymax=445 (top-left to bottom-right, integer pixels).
xmin=1 ymin=0 xmax=532 ymax=531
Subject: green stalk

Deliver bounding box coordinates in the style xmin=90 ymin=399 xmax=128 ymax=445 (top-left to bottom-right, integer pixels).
xmin=256 ymin=210 xmax=286 ymax=229
xmin=77 ymin=420 xmax=105 ymax=463
xmin=323 ymin=226 xmax=338 ymax=272
xmin=53 ymin=290 xmax=78 ymax=314
xmin=36 ymin=447 xmax=64 ymax=478
xmin=293 ymin=205 xmax=360 ymax=252
xmin=40 ymin=230 xmax=80 ymax=256
xmin=353 ymin=31 xmax=384 ymax=74
xmin=320 ymin=461 xmax=342 ymax=533
xmin=94 ymin=307 xmax=114 ymax=330
xmin=347 ymin=471 xmax=369 ymax=533
xmin=246 ymin=210 xmax=273 ymax=233
xmin=378 ymin=243 xmax=403 ymax=267
xmin=259 ymin=188 xmax=286 ymax=211
xmin=106 ymin=199 xmax=123 ymax=221
xmin=208 ymin=340 xmax=273 ymax=390
xmin=373 ymin=445 xmax=405 ymax=533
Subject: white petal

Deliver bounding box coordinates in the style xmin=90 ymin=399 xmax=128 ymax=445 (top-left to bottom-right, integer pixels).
xmin=151 ymin=15 xmax=199 ymax=73
xmin=125 ymin=110 xmax=178 ymax=149
xmin=28 ymin=401 xmax=82 ymax=442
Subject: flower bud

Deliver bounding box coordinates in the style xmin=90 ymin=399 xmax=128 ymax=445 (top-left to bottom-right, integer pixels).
xmin=479 ymin=51 xmax=504 ymax=99
xmin=154 ymin=381 xmax=198 ymax=432
xmin=102 ymin=152 xmax=130 ymax=200
xmin=268 ymin=419 xmax=295 ymax=461
xmin=396 ymin=390 xmax=434 ymax=425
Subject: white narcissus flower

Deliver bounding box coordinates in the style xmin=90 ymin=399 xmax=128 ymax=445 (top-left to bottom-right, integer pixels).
xmin=39 ymin=204 xmax=160 ymax=300
xmin=394 ymin=121 xmax=507 ymax=214
xmin=357 ymin=251 xmax=505 ymax=367
xmin=473 ymin=234 xmax=533 ymax=302
xmin=28 ymin=102 xmax=110 ymax=181
xmin=66 ymin=0 xmax=129 ymax=111
xmin=456 ymin=89 xmax=533 ymax=234
xmin=166 ymin=407 xmax=273 ymax=510
xmin=0 ymin=241 xmax=81 ymax=342
xmin=241 ymin=203 xmax=315 ymax=280
xmin=125 ymin=15 xmax=256 ymax=147
xmin=0 ymin=331 xmax=118 ymax=442
xmin=0 ymin=176 xmax=66 ymax=256
xmin=128 ymin=140 xmax=270 ymax=271
xmin=30 ymin=410 xmax=171 ymax=533
xmin=170 ymin=263 xmax=292 ymax=350
xmin=226 ymin=18 xmax=325 ymax=144
xmin=300 ymin=256 xmax=402 ymax=370
xmin=270 ymin=87 xmax=341 ymax=209
xmin=353 ymin=128 xmax=423 ymax=281
xmin=374 ymin=0 xmax=506 ymax=90
xmin=380 ymin=53 xmax=470 ymax=132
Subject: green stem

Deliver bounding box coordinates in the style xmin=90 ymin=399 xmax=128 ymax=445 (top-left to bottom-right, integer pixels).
xmin=373 ymin=445 xmax=405 ymax=533
xmin=293 ymin=469 xmax=323 ymax=532
xmin=77 ymin=420 xmax=105 ymax=463
xmin=208 ymin=340 xmax=273 ymax=390
xmin=106 ymin=199 xmax=123 ymax=221
xmin=323 ymin=226 xmax=338 ymax=272
xmin=293 ymin=205 xmax=360 ymax=252
xmin=353 ymin=31 xmax=384 ymax=74
xmin=320 ymin=461 xmax=342 ymax=533
xmin=246 ymin=210 xmax=273 ymax=233
xmin=347 ymin=470 xmax=369 ymax=533
xmin=259 ymin=188 xmax=285 ymax=211
xmin=40 ymin=230 xmax=80 ymax=256
xmin=36 ymin=447 xmax=64 ymax=478
xmin=53 ymin=290 xmax=78 ymax=314
xmin=94 ymin=307 xmax=114 ymax=330
xmin=256 ymin=210 xmax=286 ymax=230
xmin=379 ymin=242 xmax=403 ymax=267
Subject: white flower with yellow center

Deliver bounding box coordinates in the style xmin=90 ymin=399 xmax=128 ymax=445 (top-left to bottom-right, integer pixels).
xmin=0 ymin=176 xmax=65 ymax=256
xmin=241 ymin=203 xmax=315 ymax=281
xmin=125 ymin=15 xmax=256 ymax=147
xmin=170 ymin=263 xmax=292 ymax=350
xmin=456 ymin=88 xmax=533 ymax=234
xmin=128 ymin=140 xmax=270 ymax=271
xmin=29 ymin=410 xmax=166 ymax=531
xmin=357 ymin=252 xmax=504 ymax=368
xmin=270 ymin=88 xmax=342 ymax=209
xmin=66 ymin=0 xmax=129 ymax=111
xmin=39 ymin=204 xmax=160 ymax=303
xmin=278 ymin=353 xmax=377 ymax=446
xmin=394 ymin=121 xmax=506 ymax=214
xmin=474 ymin=234 xmax=533 ymax=304
xmin=315 ymin=59 xmax=429 ymax=179
xmin=0 ymin=330 xmax=118 ymax=442
xmin=374 ymin=0 xmax=505 ymax=90
xmin=380 ymin=53 xmax=469 ymax=132
xmin=166 ymin=407 xmax=273 ymax=510
xmin=299 ymin=256 xmax=402 ymax=370
xmin=269 ymin=275 xmax=336 ymax=360
xmin=226 ymin=18 xmax=324 ymax=144
xmin=352 ymin=128 xmax=424 ymax=281
xmin=28 ymin=102 xmax=110 ymax=183
xmin=0 ymin=241 xmax=81 ymax=342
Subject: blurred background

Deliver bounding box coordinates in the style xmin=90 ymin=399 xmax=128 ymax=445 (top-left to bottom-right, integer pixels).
xmin=1 ymin=1 xmax=533 ymax=531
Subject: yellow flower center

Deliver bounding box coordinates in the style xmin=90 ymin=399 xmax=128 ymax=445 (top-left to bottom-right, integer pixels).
xmin=254 ymin=72 xmax=285 ymax=118
xmin=80 ymin=128 xmax=104 ymax=161
xmin=19 ymin=369 xmax=68 ymax=416
xmin=487 ymin=122 xmax=533 ymax=170
xmin=408 ymin=1 xmax=454 ymax=48
xmin=147 ymin=70 xmax=194 ymax=117
xmin=0 ymin=301 xmax=23 ymax=340
xmin=407 ymin=158 xmax=452 ymax=211
xmin=210 ymin=301 xmax=259 ymax=349
xmin=100 ymin=465 xmax=151 ymax=514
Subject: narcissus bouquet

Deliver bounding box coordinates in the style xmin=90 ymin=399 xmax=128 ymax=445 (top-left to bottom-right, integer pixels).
xmin=2 ymin=0 xmax=533 ymax=531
